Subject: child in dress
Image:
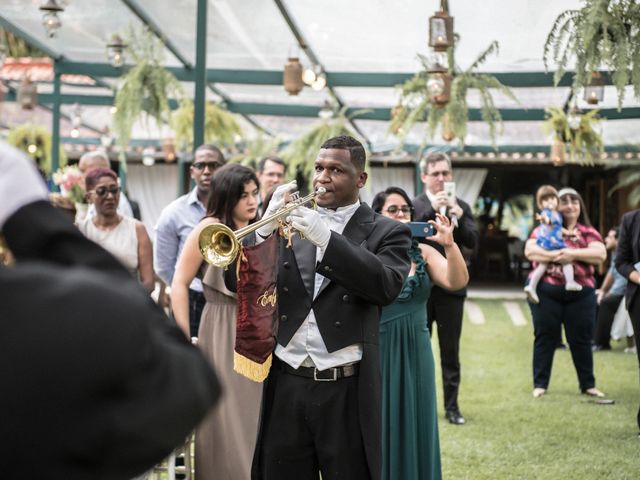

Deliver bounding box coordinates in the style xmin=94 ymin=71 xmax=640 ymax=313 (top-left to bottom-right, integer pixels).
xmin=524 ymin=185 xmax=582 ymax=304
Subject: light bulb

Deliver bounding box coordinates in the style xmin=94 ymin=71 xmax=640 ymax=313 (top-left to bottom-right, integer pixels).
xmin=311 ymin=74 xmax=326 ymax=91
xmin=70 ymin=128 xmax=80 ymax=138
xmin=427 ymin=77 xmax=445 ymax=96
xmin=142 ymin=147 xmax=155 ymax=166
xmin=42 ymin=12 xmax=61 ymax=38
xmin=110 ymin=106 xmax=118 ymax=114
xmin=27 ymin=144 xmax=37 ymax=154
xmin=302 ymin=68 xmax=316 ymax=86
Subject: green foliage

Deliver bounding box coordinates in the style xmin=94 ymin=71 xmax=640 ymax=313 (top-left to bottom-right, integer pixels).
xmin=281 ymin=107 xmax=365 ymax=189
xmin=391 ymin=40 xmax=517 ymax=149
xmin=230 ymin=135 xmax=283 ymax=169
xmin=543 ymin=0 xmax=640 ymax=109
xmin=171 ymin=100 xmax=243 ymax=151
xmin=609 ymin=168 xmax=640 ymax=207
xmin=113 ymin=26 xmax=184 ymax=158
xmin=543 ymin=107 xmax=604 ymax=164
xmin=0 ymin=27 xmax=46 ymax=57
xmin=6 ymin=123 xmax=66 ymax=174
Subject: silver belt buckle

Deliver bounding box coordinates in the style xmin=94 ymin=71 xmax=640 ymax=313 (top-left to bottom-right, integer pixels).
xmin=314 ymin=367 xmax=338 ymax=381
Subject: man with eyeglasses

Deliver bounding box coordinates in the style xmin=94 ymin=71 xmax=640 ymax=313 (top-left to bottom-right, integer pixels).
xmin=256 ymin=156 xmax=286 ymax=217
xmin=413 ymin=152 xmax=478 ymax=426
xmin=154 ymin=144 xmax=226 ymax=337
xmin=78 ymin=151 xmax=134 ymax=219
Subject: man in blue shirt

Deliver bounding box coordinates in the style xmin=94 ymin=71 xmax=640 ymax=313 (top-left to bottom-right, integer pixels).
xmin=154 ymin=144 xmax=225 ymax=337
xmin=593 ymin=226 xmax=628 ymax=351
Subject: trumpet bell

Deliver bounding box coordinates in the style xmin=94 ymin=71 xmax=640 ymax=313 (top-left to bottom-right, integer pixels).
xmin=198 ymin=223 xmax=239 ymax=268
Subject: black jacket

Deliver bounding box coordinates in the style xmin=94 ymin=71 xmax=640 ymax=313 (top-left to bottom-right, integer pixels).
xmin=615 ymin=209 xmax=640 ymax=310
xmin=0 ymin=201 xmax=220 ymax=480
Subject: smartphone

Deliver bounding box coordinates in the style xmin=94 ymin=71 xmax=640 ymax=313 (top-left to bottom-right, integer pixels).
xmin=409 ymin=222 xmax=436 ymax=238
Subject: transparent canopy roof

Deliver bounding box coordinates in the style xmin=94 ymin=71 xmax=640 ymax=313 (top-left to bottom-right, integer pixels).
xmin=1 ymin=0 xmax=639 ymax=152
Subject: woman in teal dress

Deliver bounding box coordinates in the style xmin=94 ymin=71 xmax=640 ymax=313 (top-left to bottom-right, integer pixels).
xmin=372 ymin=187 xmax=469 ymax=480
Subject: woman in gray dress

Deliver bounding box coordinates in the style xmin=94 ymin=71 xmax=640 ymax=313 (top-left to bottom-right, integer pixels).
xmin=172 ymin=164 xmax=262 ymax=480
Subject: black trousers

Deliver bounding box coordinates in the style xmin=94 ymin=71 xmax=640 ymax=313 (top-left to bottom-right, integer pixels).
xmin=188 ymin=289 xmax=206 ymax=338
xmin=593 ymin=294 xmax=624 ymax=348
xmin=427 ymin=286 xmax=465 ymax=413
xmin=628 ymin=298 xmax=640 ymax=430
xmin=528 ymin=283 xmax=597 ymax=391
xmin=258 ymin=358 xmax=370 ymax=480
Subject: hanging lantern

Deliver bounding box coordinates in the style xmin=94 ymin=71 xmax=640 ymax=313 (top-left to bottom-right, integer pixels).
xmin=39 ymin=0 xmax=64 ymax=38
xmin=427 ymin=62 xmax=451 ymax=106
xmin=106 ymin=34 xmax=127 ymax=68
xmin=162 ymin=138 xmax=177 ymax=162
xmin=441 ymin=113 xmax=456 ymax=141
xmin=567 ymin=108 xmax=581 ymax=130
xmin=283 ymin=57 xmax=303 ymax=95
xmin=17 ymin=77 xmax=38 ymax=110
xmin=142 ymin=147 xmax=156 ymax=167
xmin=551 ymin=140 xmax=566 ymax=166
xmin=318 ymin=101 xmax=334 ymax=120
xmin=583 ymin=72 xmax=605 ymax=105
xmin=429 ymin=3 xmax=454 ymax=52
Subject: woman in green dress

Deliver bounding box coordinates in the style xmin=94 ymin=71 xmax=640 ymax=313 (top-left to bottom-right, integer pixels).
xmin=372 ymin=187 xmax=469 ymax=480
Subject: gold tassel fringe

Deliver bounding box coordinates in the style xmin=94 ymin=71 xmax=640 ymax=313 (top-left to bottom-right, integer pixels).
xmin=233 ymin=351 xmax=272 ymax=383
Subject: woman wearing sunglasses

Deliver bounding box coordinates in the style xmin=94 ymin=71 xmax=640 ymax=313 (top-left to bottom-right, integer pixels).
xmin=371 ymin=186 xmax=468 ymax=480
xmin=78 ymin=167 xmax=154 ymax=293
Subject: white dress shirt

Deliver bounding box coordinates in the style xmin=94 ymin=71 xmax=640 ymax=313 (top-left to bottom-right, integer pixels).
xmin=276 ymin=200 xmax=363 ymax=371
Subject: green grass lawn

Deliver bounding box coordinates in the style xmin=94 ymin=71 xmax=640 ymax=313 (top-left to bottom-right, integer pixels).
xmin=432 ymin=299 xmax=639 ymax=480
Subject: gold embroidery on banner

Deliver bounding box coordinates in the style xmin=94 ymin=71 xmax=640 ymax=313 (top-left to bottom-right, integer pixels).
xmin=256 ymin=288 xmax=277 ymax=307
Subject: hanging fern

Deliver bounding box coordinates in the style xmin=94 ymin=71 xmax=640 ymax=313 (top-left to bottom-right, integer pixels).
xmin=171 ymin=100 xmax=243 ymax=151
xmin=610 ymin=169 xmax=640 ymax=207
xmin=543 ymin=106 xmax=604 ymax=164
xmin=230 ymin=134 xmax=283 ymax=169
xmin=6 ymin=123 xmax=66 ymax=175
xmin=543 ymin=0 xmax=640 ymax=109
xmin=281 ymin=107 xmax=366 ymax=189
xmin=113 ymin=26 xmax=184 ymax=158
xmin=390 ymin=40 xmax=517 ymax=149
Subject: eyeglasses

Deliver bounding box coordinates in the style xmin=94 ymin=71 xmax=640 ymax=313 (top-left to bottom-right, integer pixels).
xmin=90 ymin=185 xmax=120 ymax=198
xmin=428 ymin=170 xmax=451 ymax=178
xmin=385 ymin=205 xmax=413 ymax=214
xmin=192 ymin=161 xmax=222 ymax=171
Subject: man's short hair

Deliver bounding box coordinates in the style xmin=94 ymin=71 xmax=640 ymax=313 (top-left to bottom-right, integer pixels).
xmin=257 ymin=156 xmax=285 ymax=173
xmin=79 ymin=151 xmax=110 ymax=169
xmin=320 ymin=135 xmax=366 ymax=171
xmin=195 ymin=144 xmax=226 ymax=164
xmin=419 ymin=152 xmax=452 ymax=175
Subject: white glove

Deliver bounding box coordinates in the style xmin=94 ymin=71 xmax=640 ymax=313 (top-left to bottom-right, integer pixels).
xmin=0 ymin=140 xmax=48 ymax=228
xmin=257 ymin=180 xmax=298 ymax=237
xmin=289 ymin=206 xmax=331 ymax=249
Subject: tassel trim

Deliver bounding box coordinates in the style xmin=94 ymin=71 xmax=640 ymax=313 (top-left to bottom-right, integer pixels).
xmin=233 ymin=351 xmax=272 ymax=383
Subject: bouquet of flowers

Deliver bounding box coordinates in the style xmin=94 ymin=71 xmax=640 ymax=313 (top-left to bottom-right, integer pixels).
xmin=52 ymin=165 xmax=86 ymax=204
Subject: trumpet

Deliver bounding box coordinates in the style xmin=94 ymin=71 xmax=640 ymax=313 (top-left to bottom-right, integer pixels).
xmin=198 ymin=187 xmax=327 ymax=268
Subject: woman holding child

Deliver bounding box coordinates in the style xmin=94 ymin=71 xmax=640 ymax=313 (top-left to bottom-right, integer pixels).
xmin=524 ymin=187 xmax=606 ymax=399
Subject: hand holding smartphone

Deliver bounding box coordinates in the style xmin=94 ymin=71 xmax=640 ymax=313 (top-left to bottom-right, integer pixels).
xmin=409 ymin=222 xmax=436 ymax=238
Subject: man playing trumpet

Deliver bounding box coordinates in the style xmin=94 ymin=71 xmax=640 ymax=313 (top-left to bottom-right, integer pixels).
xmin=251 ymin=135 xmax=411 ymax=480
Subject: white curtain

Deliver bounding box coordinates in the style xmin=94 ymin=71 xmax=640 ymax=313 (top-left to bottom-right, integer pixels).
xmin=126 ymin=164 xmax=179 ymax=239
xmin=362 ymin=165 xmax=416 ymax=204
xmin=449 ymin=168 xmax=488 ymax=208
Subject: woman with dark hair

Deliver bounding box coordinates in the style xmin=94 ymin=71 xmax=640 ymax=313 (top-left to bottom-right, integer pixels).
xmin=78 ymin=167 xmax=154 ymax=292
xmin=372 ymin=186 xmax=468 ymax=480
xmin=172 ymin=163 xmax=261 ymax=480
xmin=524 ymin=187 xmax=607 ymax=398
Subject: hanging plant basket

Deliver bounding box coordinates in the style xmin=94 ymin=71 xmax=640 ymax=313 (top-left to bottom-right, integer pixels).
xmin=543 ymin=107 xmax=604 ymax=165
xmin=6 ymin=123 xmax=66 ymax=174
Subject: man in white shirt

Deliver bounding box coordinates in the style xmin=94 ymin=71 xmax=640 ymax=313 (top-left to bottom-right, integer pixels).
xmin=251 ymin=135 xmax=411 ymax=480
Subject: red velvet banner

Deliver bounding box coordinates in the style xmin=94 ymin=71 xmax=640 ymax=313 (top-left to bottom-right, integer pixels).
xmin=234 ymin=234 xmax=279 ymax=382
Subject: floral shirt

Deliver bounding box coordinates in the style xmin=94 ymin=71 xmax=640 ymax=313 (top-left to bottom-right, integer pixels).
xmin=529 ymin=223 xmax=603 ymax=288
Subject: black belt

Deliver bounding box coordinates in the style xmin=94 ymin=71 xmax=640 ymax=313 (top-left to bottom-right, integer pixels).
xmin=280 ymin=361 xmax=360 ymax=381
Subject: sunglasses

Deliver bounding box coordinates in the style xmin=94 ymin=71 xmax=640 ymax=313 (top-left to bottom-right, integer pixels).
xmin=192 ymin=161 xmax=222 ymax=171
xmin=385 ymin=205 xmax=413 ymax=214
xmin=90 ymin=185 xmax=120 ymax=198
